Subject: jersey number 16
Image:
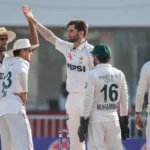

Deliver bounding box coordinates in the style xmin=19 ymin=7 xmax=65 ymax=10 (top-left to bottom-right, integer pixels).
xmin=101 ymin=84 xmax=118 ymax=102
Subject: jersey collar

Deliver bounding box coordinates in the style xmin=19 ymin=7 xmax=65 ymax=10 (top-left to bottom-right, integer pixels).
xmin=0 ymin=54 xmax=7 ymax=64
xmin=72 ymin=41 xmax=87 ymax=51
xmin=95 ymin=63 xmax=112 ymax=68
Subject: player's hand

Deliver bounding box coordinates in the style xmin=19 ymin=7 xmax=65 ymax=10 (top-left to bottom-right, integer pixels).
xmin=14 ymin=92 xmax=27 ymax=106
xmin=136 ymin=116 xmax=143 ymax=131
xmin=22 ymin=5 xmax=36 ymax=24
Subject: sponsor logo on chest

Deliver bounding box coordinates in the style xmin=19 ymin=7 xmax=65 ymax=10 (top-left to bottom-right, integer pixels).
xmin=67 ymin=63 xmax=86 ymax=72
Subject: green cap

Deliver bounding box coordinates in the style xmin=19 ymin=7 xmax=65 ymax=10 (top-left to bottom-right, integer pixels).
xmin=90 ymin=44 xmax=111 ymax=60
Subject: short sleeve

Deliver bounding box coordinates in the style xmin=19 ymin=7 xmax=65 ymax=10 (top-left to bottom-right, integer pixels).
xmin=17 ymin=61 xmax=29 ymax=74
xmin=17 ymin=61 xmax=29 ymax=93
xmin=55 ymin=38 xmax=73 ymax=56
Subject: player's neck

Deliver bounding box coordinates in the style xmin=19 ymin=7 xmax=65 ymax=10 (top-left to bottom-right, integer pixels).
xmin=73 ymin=39 xmax=86 ymax=49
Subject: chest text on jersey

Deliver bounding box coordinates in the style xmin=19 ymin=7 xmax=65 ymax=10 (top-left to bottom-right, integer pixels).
xmin=67 ymin=63 xmax=86 ymax=72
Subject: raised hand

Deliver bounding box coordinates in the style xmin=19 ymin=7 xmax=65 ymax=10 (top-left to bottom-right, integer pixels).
xmin=22 ymin=5 xmax=36 ymax=23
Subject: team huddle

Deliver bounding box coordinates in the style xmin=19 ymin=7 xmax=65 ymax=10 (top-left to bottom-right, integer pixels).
xmin=0 ymin=4 xmax=149 ymax=150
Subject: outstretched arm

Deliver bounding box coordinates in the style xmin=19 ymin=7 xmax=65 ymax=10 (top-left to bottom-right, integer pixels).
xmin=22 ymin=5 xmax=57 ymax=45
xmin=22 ymin=6 xmax=39 ymax=52
xmin=28 ymin=21 xmax=39 ymax=52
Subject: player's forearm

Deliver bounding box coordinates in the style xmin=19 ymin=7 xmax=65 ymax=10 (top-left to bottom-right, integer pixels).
xmin=83 ymin=72 xmax=95 ymax=118
xmin=83 ymin=98 xmax=93 ymax=118
xmin=135 ymin=77 xmax=148 ymax=112
xmin=135 ymin=94 xmax=145 ymax=112
xmin=120 ymin=94 xmax=128 ymax=116
xmin=32 ymin=20 xmax=57 ymax=45
xmin=120 ymin=75 xmax=128 ymax=116
xmin=82 ymin=89 xmax=94 ymax=118
xmin=28 ymin=21 xmax=39 ymax=52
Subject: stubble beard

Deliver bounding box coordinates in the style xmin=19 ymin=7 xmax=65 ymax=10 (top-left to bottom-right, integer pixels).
xmin=68 ymin=34 xmax=79 ymax=43
xmin=0 ymin=46 xmax=7 ymax=53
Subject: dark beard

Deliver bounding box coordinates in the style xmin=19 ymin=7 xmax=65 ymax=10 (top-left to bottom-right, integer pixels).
xmin=68 ymin=34 xmax=79 ymax=43
xmin=68 ymin=38 xmax=78 ymax=43
xmin=0 ymin=46 xmax=7 ymax=53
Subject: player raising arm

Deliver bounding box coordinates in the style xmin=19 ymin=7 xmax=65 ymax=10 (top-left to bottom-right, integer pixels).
xmin=22 ymin=5 xmax=94 ymax=150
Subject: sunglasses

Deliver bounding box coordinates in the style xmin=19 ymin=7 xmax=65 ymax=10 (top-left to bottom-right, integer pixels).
xmin=0 ymin=38 xmax=8 ymax=41
xmin=23 ymin=48 xmax=32 ymax=53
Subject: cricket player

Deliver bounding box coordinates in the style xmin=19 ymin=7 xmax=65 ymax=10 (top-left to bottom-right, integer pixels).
xmin=78 ymin=44 xmax=129 ymax=150
xmin=0 ymin=27 xmax=16 ymax=99
xmin=22 ymin=5 xmax=94 ymax=150
xmin=0 ymin=7 xmax=38 ymax=150
xmin=135 ymin=61 xmax=150 ymax=149
xmin=0 ymin=7 xmax=38 ymax=99
xmin=0 ymin=39 xmax=39 ymax=150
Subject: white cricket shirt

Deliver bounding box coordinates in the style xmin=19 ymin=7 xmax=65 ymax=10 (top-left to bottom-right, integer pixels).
xmin=55 ymin=38 xmax=94 ymax=93
xmin=135 ymin=61 xmax=150 ymax=113
xmin=0 ymin=54 xmax=14 ymax=99
xmin=82 ymin=64 xmax=128 ymax=122
xmin=0 ymin=57 xmax=29 ymax=117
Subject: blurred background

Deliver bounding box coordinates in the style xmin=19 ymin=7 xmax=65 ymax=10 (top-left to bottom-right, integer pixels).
xmin=1 ymin=0 xmax=150 ymax=149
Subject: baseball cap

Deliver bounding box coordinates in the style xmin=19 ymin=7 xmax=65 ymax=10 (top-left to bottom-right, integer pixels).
xmin=90 ymin=44 xmax=111 ymax=60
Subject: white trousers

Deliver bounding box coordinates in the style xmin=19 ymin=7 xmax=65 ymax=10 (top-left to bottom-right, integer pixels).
xmin=87 ymin=121 xmax=123 ymax=150
xmin=65 ymin=92 xmax=85 ymax=150
xmin=0 ymin=111 xmax=33 ymax=150
xmin=146 ymin=115 xmax=150 ymax=150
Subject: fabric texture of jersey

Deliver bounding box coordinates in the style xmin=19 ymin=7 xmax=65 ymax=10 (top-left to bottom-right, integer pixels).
xmin=0 ymin=57 xmax=29 ymax=117
xmin=55 ymin=38 xmax=94 ymax=92
xmin=82 ymin=64 xmax=128 ymax=123
xmin=0 ymin=54 xmax=14 ymax=99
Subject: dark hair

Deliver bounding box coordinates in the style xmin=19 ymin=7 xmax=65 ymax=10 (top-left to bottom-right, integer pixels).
xmin=97 ymin=57 xmax=111 ymax=63
xmin=13 ymin=49 xmax=22 ymax=57
xmin=67 ymin=20 xmax=88 ymax=37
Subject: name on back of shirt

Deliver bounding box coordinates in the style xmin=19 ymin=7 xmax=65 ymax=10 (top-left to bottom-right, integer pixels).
xmin=97 ymin=103 xmax=119 ymax=110
xmin=99 ymin=74 xmax=118 ymax=83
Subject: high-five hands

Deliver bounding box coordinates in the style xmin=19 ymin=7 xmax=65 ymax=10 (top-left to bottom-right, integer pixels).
xmin=22 ymin=5 xmax=36 ymax=24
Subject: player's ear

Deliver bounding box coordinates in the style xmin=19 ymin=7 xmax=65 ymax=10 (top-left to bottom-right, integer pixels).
xmin=79 ymin=31 xmax=84 ymax=37
xmin=95 ymin=56 xmax=99 ymax=63
xmin=20 ymin=49 xmax=25 ymax=56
